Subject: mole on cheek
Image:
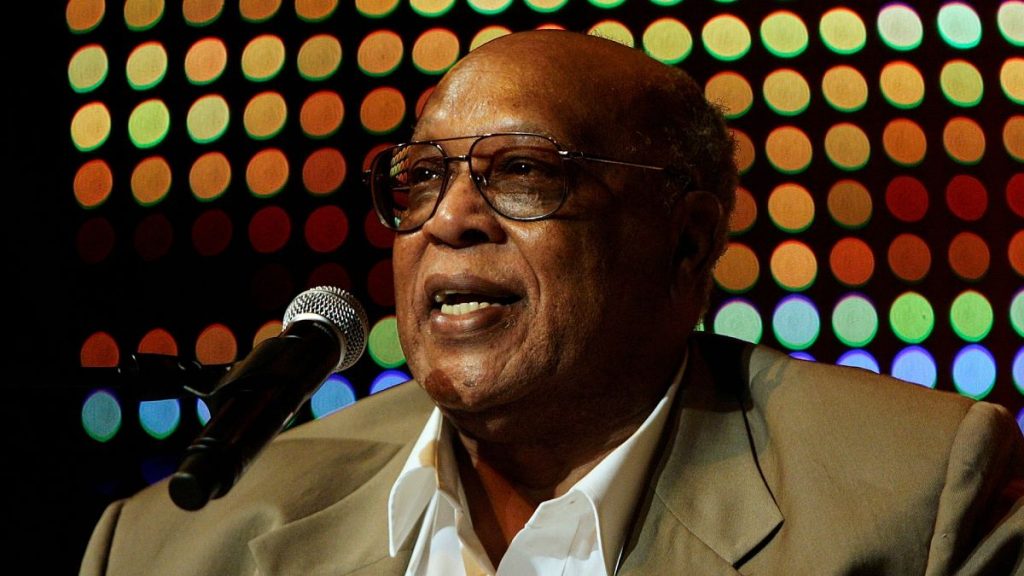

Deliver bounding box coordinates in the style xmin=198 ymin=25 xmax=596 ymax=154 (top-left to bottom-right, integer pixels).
xmin=423 ymin=369 xmax=460 ymax=404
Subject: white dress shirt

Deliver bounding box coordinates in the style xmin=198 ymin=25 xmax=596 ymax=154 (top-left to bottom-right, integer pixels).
xmin=387 ymin=354 xmax=686 ymax=576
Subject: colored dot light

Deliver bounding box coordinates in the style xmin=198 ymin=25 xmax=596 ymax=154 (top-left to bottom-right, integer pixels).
xmin=356 ymin=0 xmax=399 ymax=18
xmin=242 ymin=34 xmax=286 ymax=82
xmin=820 ymin=7 xmax=866 ymax=55
xmin=128 ymin=99 xmax=171 ymax=149
xmin=525 ymin=0 xmax=568 ymax=13
xmin=643 ymin=18 xmax=692 ymax=64
xmin=469 ymin=0 xmax=513 ymax=15
xmin=1001 ymin=58 xmax=1024 ymax=105
xmin=368 ymin=315 xmax=406 ymax=368
xmin=71 ymin=102 xmax=111 ymax=152
xmin=828 ymin=179 xmax=872 ymax=229
xmin=714 ymin=242 xmax=759 ymax=293
xmin=768 ymin=183 xmax=814 ymax=233
xmin=295 ymin=0 xmax=338 ymax=22
xmin=760 ymin=11 xmax=808 ymax=58
xmin=837 ymin=349 xmax=880 ymax=373
xmin=67 ymin=0 xmax=105 ymax=33
xmin=411 ymin=0 xmax=455 ymax=17
xmin=832 ymin=294 xmax=878 ymax=348
xmin=126 ymin=41 xmax=167 ymax=90
xmin=371 ymin=369 xmax=411 ymax=394
xmin=937 ymin=2 xmax=983 ymax=50
xmin=297 ymin=34 xmax=342 ymax=81
xmin=772 ymin=294 xmax=820 ymax=350
xmin=770 ymin=240 xmax=817 ymax=291
xmin=82 ymin=390 xmax=122 ymax=442
xmin=950 ymin=290 xmax=994 ymax=342
xmin=1015 ymin=347 xmax=1024 ymax=393
xmin=139 ymin=399 xmax=181 ymax=440
xmin=822 ymin=66 xmax=868 ymax=112
xmin=187 ymin=94 xmax=230 ymax=144
xmin=891 ymin=346 xmax=937 ymax=388
xmin=889 ymin=291 xmax=935 ymax=344
xmin=706 ymin=72 xmax=753 ymax=119
xmin=712 ymin=298 xmax=763 ymax=344
xmin=69 ymin=44 xmax=108 ymax=93
xmin=953 ymin=345 xmax=996 ymax=400
xmin=877 ymin=3 xmax=924 ymax=51
xmin=703 ymin=14 xmax=752 ymax=62
xmin=412 ymin=28 xmax=461 ymax=75
xmin=941 ymin=60 xmax=984 ymax=107
xmin=1000 ymin=2 xmax=1024 ymax=46
xmin=729 ymin=187 xmax=757 ymax=234
xmin=763 ymin=69 xmax=810 ymax=116
xmin=830 ymin=237 xmax=874 ymax=287
xmin=1011 ymin=288 xmax=1024 ymax=337
xmin=124 ymin=0 xmax=164 ymax=31
xmin=880 ymin=61 xmax=925 ymax=109
xmin=310 ymin=374 xmax=357 ymax=418
xmin=825 ymin=122 xmax=871 ymax=171
xmin=883 ymin=118 xmax=928 ymax=167
xmin=765 ymin=126 xmax=812 ymax=174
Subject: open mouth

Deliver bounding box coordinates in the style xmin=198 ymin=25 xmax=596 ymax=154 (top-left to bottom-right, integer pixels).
xmin=431 ymin=290 xmax=520 ymax=316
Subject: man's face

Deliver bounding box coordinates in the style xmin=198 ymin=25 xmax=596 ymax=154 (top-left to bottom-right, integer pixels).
xmin=391 ymin=48 xmax=684 ymax=436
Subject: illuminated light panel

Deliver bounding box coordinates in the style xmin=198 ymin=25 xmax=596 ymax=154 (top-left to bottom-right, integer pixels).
xmin=240 ymin=0 xmax=281 ymax=22
xmin=819 ymin=7 xmax=866 ymax=55
xmin=360 ymin=87 xmax=406 ymax=135
xmin=832 ymin=293 xmax=878 ymax=348
xmin=82 ymin=390 xmax=122 ymax=442
xmin=760 ymin=10 xmax=808 ymax=58
xmin=827 ymin=179 xmax=872 ymax=229
xmin=69 ymin=44 xmax=108 ymax=93
xmin=368 ymin=259 xmax=396 ymax=306
xmin=77 ymin=218 xmax=116 ymax=264
xmin=1015 ymin=348 xmax=1024 ymax=393
xmin=304 ymin=205 xmax=349 ymax=253
xmin=887 ymin=233 xmax=931 ymax=281
xmin=71 ymin=102 xmax=111 ymax=152
xmin=1006 ymin=116 xmax=1024 ymax=161
xmin=183 ymin=0 xmax=225 ymax=26
xmin=302 ymin=148 xmax=346 ymax=195
xmin=712 ymin=298 xmax=763 ymax=344
xmin=713 ymin=242 xmax=759 ymax=293
xmin=365 ymin=209 xmax=396 ymax=249
xmin=310 ymin=374 xmax=356 ymax=419
xmin=190 ymin=151 xmax=231 ymax=201
xmin=879 ymin=61 xmax=925 ymax=109
xmin=946 ymin=174 xmax=988 ymax=221
xmin=1002 ymin=58 xmax=1024 ymax=104
xmin=999 ymin=1 xmax=1024 ymax=46
xmin=244 ymin=91 xmax=288 ymax=140
xmin=950 ymin=289 xmax=994 ymax=342
xmin=837 ymin=349 xmax=880 ymax=373
xmin=241 ymin=34 xmax=286 ymax=82
xmin=772 ymin=294 xmax=820 ymax=350
xmin=131 ymin=156 xmax=172 ymax=206
xmin=197 ymin=398 xmax=212 ymax=425
xmin=295 ymin=0 xmax=338 ymax=21
xmin=825 ymin=122 xmax=871 ymax=171
xmin=886 ymin=175 xmax=928 ymax=222
xmin=1008 ymin=174 xmax=1024 ymax=217
xmin=767 ymin=182 xmax=814 ymax=233
xmin=191 ymin=209 xmax=233 ymax=256
xmin=138 ymin=328 xmax=179 ymax=356
xmin=588 ymin=21 xmax=634 ymax=47
xmin=246 ymin=148 xmax=289 ymax=197
xmin=877 ymin=3 xmax=924 ymax=51
xmin=940 ymin=60 xmax=984 ymax=107
xmin=134 ymin=213 xmax=174 ymax=261
xmin=1009 ymin=231 xmax=1024 ymax=277
xmin=589 ymin=0 xmax=625 ymax=7
xmin=355 ymin=0 xmax=399 ymax=18
xmin=248 ymin=204 xmax=290 ymax=252
xmin=139 ymin=399 xmax=181 ymax=440
xmin=937 ymin=2 xmax=982 ymax=49
xmin=770 ymin=240 xmax=817 ymax=291
xmin=128 ymin=99 xmax=171 ymax=149
xmin=126 ymin=41 xmax=167 ymax=90
xmin=74 ymin=159 xmax=113 ymax=208
xmin=889 ymin=291 xmax=935 ymax=344
xmin=124 ymin=0 xmax=164 ymax=31
xmin=297 ymin=34 xmax=342 ymax=81
xmin=358 ymin=30 xmax=403 ymax=77
xmin=882 ymin=118 xmax=927 ymax=166
xmin=187 ymin=94 xmax=230 ymax=143
xmin=468 ymin=0 xmax=513 ymax=15
xmin=650 ymin=0 xmax=682 ymax=5
xmin=185 ymin=38 xmax=227 ymax=85
xmin=948 ymin=231 xmax=990 ymax=281
xmin=368 ymin=315 xmax=406 ymax=368
xmin=196 ymin=323 xmax=239 ymax=366
xmin=702 ymin=14 xmax=752 ymax=62
xmin=952 ymin=345 xmax=996 ymax=400
xmin=1012 ymin=289 xmax=1024 ymax=337
xmin=370 ymin=369 xmax=411 ymax=394
xmin=822 ymin=65 xmax=868 ymax=112
xmin=728 ymin=186 xmax=757 ymax=234
xmin=81 ymin=331 xmax=120 ymax=368
xmin=763 ymin=69 xmax=810 ymax=116
xmin=705 ymin=71 xmax=752 ymax=119
xmin=791 ymin=352 xmax=815 ymax=362
xmin=943 ymin=116 xmax=986 ymax=165
xmin=829 ymin=237 xmax=875 ymax=288
xmin=643 ymin=18 xmax=692 ymax=65
xmin=524 ymin=0 xmax=568 ymax=12
xmin=67 ymin=0 xmax=105 ymax=33
xmin=308 ymin=263 xmax=352 ymax=294
xmin=300 ymin=90 xmax=344 ymax=139
xmin=891 ymin=346 xmax=937 ymax=388
xmin=411 ymin=0 xmax=455 ymax=16
xmin=471 ymin=26 xmax=512 ymax=51
xmin=732 ymin=128 xmax=755 ymax=174
xmin=765 ymin=126 xmax=812 ymax=174
xmin=412 ymin=28 xmax=461 ymax=75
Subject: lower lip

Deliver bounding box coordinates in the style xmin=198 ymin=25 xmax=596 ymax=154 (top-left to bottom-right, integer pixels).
xmin=428 ymin=302 xmax=517 ymax=337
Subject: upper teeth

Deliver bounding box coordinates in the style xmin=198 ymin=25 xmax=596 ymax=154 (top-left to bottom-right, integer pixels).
xmin=441 ymin=301 xmax=492 ymax=316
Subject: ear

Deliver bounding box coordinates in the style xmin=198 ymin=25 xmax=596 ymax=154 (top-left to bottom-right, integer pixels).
xmin=670 ymin=190 xmax=723 ymax=294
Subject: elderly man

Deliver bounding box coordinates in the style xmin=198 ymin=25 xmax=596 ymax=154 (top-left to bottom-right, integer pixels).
xmin=81 ymin=30 xmax=1024 ymax=575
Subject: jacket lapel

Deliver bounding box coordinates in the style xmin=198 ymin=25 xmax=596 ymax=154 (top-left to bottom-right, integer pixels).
xmin=620 ymin=334 xmax=783 ymax=573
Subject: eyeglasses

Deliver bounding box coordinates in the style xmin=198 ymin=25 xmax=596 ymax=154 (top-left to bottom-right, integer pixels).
xmin=364 ymin=132 xmax=689 ymax=232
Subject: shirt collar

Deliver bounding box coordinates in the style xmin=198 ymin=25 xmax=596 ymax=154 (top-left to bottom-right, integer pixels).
xmin=387 ymin=349 xmax=688 ymax=571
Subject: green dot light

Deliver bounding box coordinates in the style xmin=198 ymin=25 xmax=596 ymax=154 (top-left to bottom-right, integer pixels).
xmin=761 ymin=11 xmax=809 ymax=58
xmin=713 ymin=299 xmax=763 ymax=344
xmin=69 ymin=44 xmax=108 ymax=93
xmin=937 ymin=2 xmax=983 ymax=49
xmin=940 ymin=60 xmax=984 ymax=107
xmin=832 ymin=294 xmax=879 ymax=347
xmin=128 ymin=99 xmax=171 ymax=149
xmin=950 ymin=290 xmax=994 ymax=342
xmin=889 ymin=291 xmax=935 ymax=344
xmin=1012 ymin=289 xmax=1024 ymax=337
xmin=368 ymin=316 xmax=406 ymax=368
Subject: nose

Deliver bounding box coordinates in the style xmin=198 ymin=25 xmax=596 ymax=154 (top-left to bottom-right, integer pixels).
xmin=420 ymin=161 xmax=505 ymax=247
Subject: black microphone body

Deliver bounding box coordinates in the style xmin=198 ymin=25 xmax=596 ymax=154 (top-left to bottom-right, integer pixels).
xmin=168 ymin=287 xmax=367 ymax=511
xmin=77 ymin=354 xmax=232 ymax=399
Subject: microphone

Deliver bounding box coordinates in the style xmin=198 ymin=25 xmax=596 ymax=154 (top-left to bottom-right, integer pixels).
xmin=76 ymin=354 xmax=231 ymax=399
xmin=168 ymin=286 xmax=368 ymax=511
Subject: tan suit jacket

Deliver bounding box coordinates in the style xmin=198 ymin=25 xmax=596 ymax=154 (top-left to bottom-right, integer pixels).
xmin=80 ymin=333 xmax=1024 ymax=575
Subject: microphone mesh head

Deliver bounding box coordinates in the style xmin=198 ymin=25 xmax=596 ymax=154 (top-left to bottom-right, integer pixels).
xmin=282 ymin=286 xmax=368 ymax=372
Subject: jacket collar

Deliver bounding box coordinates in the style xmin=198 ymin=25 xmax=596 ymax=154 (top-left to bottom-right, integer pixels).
xmin=620 ymin=333 xmax=783 ymax=573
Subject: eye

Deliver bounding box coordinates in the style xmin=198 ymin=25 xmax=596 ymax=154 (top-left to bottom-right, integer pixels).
xmin=408 ymin=164 xmax=443 ymax=185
